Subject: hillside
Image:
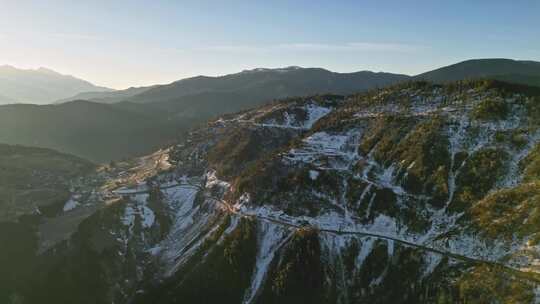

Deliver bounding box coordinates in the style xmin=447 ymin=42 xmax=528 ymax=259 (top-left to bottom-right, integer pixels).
xmin=0 ymin=144 xmax=96 ymax=303
xmin=30 ymin=60 xmax=540 ymax=163
xmin=127 ymin=67 xmax=408 ymax=103
xmin=0 ymin=100 xmax=191 ymax=163
xmin=2 ymin=67 xmax=408 ymax=162
xmin=0 ymin=144 xmax=95 ymax=222
xmin=2 ymin=80 xmax=539 ymax=303
xmin=57 ymin=86 xmax=154 ymax=104
xmin=58 ymin=67 xmax=408 ymax=111
xmin=123 ymin=67 xmax=409 ymax=117
xmin=60 ymin=67 xmax=410 ymax=117
xmin=416 ymin=58 xmax=540 ymax=87
xmin=0 ymin=65 xmax=112 ymax=104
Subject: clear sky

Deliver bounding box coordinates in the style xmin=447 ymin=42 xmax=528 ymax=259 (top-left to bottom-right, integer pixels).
xmin=1 ymin=0 xmax=539 ymax=89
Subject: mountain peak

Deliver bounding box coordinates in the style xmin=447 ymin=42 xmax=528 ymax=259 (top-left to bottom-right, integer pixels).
xmin=0 ymin=65 xmax=61 ymax=75
xmin=0 ymin=65 xmax=112 ymax=104
xmin=37 ymin=67 xmax=62 ymax=75
xmin=240 ymin=66 xmax=306 ymax=74
xmin=0 ymin=64 xmax=18 ymax=71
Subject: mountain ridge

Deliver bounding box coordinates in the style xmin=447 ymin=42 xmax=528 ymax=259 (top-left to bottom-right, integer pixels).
xmin=0 ymin=100 xmax=188 ymax=162
xmin=415 ymin=58 xmax=540 ymax=87
xmin=2 ymin=59 xmax=540 ymax=164
xmin=1 ymin=79 xmax=538 ymax=303
xmin=57 ymin=59 xmax=540 ymax=106
xmin=0 ymin=65 xmax=112 ymax=104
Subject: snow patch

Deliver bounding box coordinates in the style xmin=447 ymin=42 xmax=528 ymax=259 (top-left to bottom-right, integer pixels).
xmin=304 ymin=104 xmax=332 ymax=129
xmin=284 ymin=130 xmax=361 ymax=170
xmin=206 ymin=170 xmax=230 ymax=189
xmin=121 ymin=193 xmax=155 ymax=230
xmin=254 ymin=103 xmax=332 ymax=130
xmin=357 ymin=237 xmax=375 ymax=267
xmin=243 ymin=222 xmax=293 ymax=304
xmin=63 ymin=198 xmax=80 ymax=212
xmin=421 ymin=252 xmax=442 ymax=278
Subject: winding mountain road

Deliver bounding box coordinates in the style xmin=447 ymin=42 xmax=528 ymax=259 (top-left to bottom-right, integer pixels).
xmin=113 ymin=180 xmax=540 ymax=284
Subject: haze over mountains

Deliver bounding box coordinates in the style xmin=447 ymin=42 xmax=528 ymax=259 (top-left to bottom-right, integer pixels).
xmin=0 ymin=65 xmax=112 ymax=104
xmin=1 ymin=58 xmax=540 ymax=163
xmin=56 ymin=86 xmax=155 ymax=104
xmin=0 ymin=66 xmax=409 ymax=162
xmin=59 ymin=58 xmax=540 ymax=106
xmin=61 ymin=66 xmax=409 ymax=106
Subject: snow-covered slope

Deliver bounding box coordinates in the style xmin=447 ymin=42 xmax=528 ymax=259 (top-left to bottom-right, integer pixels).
xmin=5 ymin=80 xmax=540 ymax=304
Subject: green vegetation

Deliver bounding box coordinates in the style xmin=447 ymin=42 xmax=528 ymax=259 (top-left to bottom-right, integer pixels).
xmin=22 ymin=201 xmax=133 ymax=304
xmin=259 ymin=228 xmax=325 ymax=304
xmin=0 ymin=101 xmax=191 ymax=163
xmin=2 ymin=74 xmax=540 ymax=303
xmin=498 ymin=129 xmax=530 ymax=149
xmin=0 ymin=144 xmax=94 ymax=221
xmin=208 ymin=126 xmax=297 ymax=178
xmin=526 ymin=96 xmax=540 ymax=125
xmin=470 ymin=182 xmax=540 ymax=243
xmin=450 ymin=148 xmax=508 ymax=212
xmin=337 ymin=238 xmax=466 ymax=303
xmin=415 ymin=58 xmax=540 ymax=90
xmin=358 ymin=115 xmax=417 ymax=159
xmin=165 ymin=218 xmax=257 ymax=304
xmin=457 ymin=265 xmax=535 ymax=304
xmin=393 ymin=117 xmax=451 ymax=206
xmin=522 ymin=143 xmax=540 ymax=182
xmin=0 ymin=221 xmax=38 ymax=303
xmin=135 ymin=217 xmax=258 ymax=304
xmin=471 ymin=98 xmax=510 ymax=120
xmin=147 ymin=187 xmax=172 ymax=238
xmin=0 ymin=68 xmax=407 ymax=162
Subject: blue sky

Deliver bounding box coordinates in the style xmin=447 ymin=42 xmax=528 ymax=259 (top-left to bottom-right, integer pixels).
xmin=1 ymin=0 xmax=539 ymax=89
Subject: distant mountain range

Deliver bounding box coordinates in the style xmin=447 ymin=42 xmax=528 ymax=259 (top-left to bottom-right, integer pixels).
xmin=0 ymin=66 xmax=409 ymax=162
xmin=56 ymin=86 xmax=155 ymax=104
xmin=3 ymin=58 xmax=540 ymax=107
xmin=0 ymin=65 xmax=112 ymax=104
xmin=1 ymin=58 xmax=540 ymax=162
xmin=61 ymin=67 xmax=409 ymax=112
xmin=58 ymin=58 xmax=540 ymax=108
xmin=126 ymin=67 xmax=409 ymax=120
xmin=415 ymin=58 xmax=540 ymax=87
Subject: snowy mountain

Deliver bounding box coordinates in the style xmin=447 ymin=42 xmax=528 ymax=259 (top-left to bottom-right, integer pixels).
xmin=58 ymin=59 xmax=540 ymax=109
xmin=58 ymin=66 xmax=408 ymax=111
xmin=1 ymin=79 xmax=540 ymax=303
xmin=7 ymin=60 xmax=539 ymax=163
xmin=2 ymin=67 xmax=407 ymax=162
xmin=0 ymin=65 xmax=112 ymax=104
